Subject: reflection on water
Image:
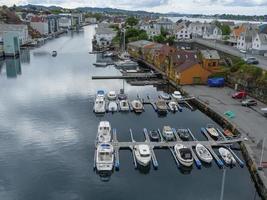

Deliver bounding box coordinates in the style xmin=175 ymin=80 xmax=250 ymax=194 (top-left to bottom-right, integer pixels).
xmin=20 ymin=49 xmax=31 ymax=63
xmin=5 ymin=57 xmax=22 ymax=78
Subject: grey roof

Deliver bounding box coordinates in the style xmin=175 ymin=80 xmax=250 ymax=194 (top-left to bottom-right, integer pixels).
xmin=205 ymin=24 xmax=222 ymax=35
xmin=128 ymin=40 xmax=154 ymax=48
xmin=200 ymin=50 xmax=220 ymax=60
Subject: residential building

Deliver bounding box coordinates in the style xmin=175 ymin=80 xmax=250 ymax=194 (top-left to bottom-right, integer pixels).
xmin=189 ymin=21 xmax=205 ymax=37
xmin=30 ymin=16 xmax=49 ymax=35
xmin=3 ymin=32 xmax=20 ymax=57
xmin=47 ymin=15 xmax=59 ymax=34
xmin=154 ymin=18 xmax=174 ymax=33
xmin=127 ymin=40 xmax=154 ymax=59
xmin=200 ymin=50 xmax=221 ymax=72
xmin=237 ymin=28 xmax=255 ymax=51
xmin=59 ymin=14 xmax=72 ymax=29
xmin=0 ymin=24 xmax=29 ymax=45
xmin=174 ymin=24 xmax=192 ymax=40
xmin=230 ymin=25 xmax=246 ymax=44
xmin=93 ymin=26 xmax=116 ymax=49
xmin=252 ymin=33 xmax=267 ymax=55
xmin=203 ymin=24 xmax=222 ymax=40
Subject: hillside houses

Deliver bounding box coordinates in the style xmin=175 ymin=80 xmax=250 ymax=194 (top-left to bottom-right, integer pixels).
xmin=127 ymin=40 xmax=222 ymax=85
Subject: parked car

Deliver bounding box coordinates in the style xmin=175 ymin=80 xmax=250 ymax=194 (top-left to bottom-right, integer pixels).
xmin=241 ymin=99 xmax=257 ymax=106
xmin=261 ymin=108 xmax=267 ymax=117
xmin=244 ymin=57 xmax=259 ymax=65
xmin=232 ymin=91 xmax=247 ymax=99
xmin=240 ymin=49 xmax=247 ymax=54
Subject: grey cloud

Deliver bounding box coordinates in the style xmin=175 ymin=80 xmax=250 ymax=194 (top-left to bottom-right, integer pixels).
xmin=193 ymin=0 xmax=267 ymax=7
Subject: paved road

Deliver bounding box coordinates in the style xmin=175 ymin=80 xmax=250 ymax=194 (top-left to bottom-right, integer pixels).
xmin=194 ymin=38 xmax=267 ymax=70
xmin=183 ymin=85 xmax=267 ymax=173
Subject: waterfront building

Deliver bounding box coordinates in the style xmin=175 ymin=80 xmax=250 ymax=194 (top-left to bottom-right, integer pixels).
xmin=93 ymin=26 xmax=116 ymax=49
xmin=85 ymin=17 xmax=97 ymax=24
xmin=252 ymin=33 xmax=267 ymax=55
xmin=3 ymin=32 xmax=20 ymax=57
xmin=0 ymin=24 xmax=29 ymax=45
xmin=58 ymin=14 xmax=72 ymax=29
xmin=30 ymin=16 xmax=49 ymax=35
xmin=47 ymin=15 xmax=60 ymax=34
xmin=127 ymin=40 xmax=154 ymax=59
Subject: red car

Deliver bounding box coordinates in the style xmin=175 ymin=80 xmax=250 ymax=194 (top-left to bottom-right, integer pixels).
xmin=232 ymin=91 xmax=247 ymax=99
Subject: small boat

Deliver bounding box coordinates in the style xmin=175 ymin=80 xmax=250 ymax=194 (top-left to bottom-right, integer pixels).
xmin=131 ymin=100 xmax=144 ymax=113
xmin=118 ymin=51 xmax=130 ymax=60
xmin=172 ymin=91 xmax=183 ymax=100
xmin=119 ymin=100 xmax=129 ymax=111
xmin=162 ymin=126 xmax=175 ymax=141
xmin=223 ymin=129 xmax=234 ymax=137
xmin=155 ymin=99 xmax=168 ymax=114
xmin=206 ymin=124 xmax=219 ymax=138
xmin=93 ymin=62 xmax=108 ymax=67
xmin=134 ymin=144 xmax=151 ymax=167
xmin=160 ymin=93 xmax=171 ymax=100
xmin=94 ymin=97 xmax=106 ymax=113
xmin=96 ymin=90 xmax=105 ymax=98
xmin=103 ymin=52 xmax=114 ymax=57
xmin=96 ymin=143 xmax=114 ymax=171
xmin=52 ymin=51 xmax=57 ymax=57
xmin=195 ymin=144 xmax=213 ymax=163
xmin=114 ymin=60 xmax=138 ymax=68
xmin=177 ymin=129 xmax=190 ymax=141
xmin=107 ymin=91 xmax=117 ymax=100
xmin=174 ymin=144 xmax=193 ymax=167
xmin=108 ymin=101 xmax=118 ymax=112
xmin=118 ymin=93 xmax=127 ymax=100
xmin=219 ymin=147 xmax=236 ymax=165
xmin=97 ymin=121 xmax=111 ymax=143
xmin=168 ymin=101 xmax=179 ymax=112
xmin=149 ymin=130 xmax=160 ymax=141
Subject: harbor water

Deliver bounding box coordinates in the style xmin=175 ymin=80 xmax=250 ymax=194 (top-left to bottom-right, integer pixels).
xmin=0 ymin=25 xmax=261 ymax=200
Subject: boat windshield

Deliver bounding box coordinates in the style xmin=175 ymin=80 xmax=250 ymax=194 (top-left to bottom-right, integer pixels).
xmin=180 ymin=149 xmax=192 ymax=159
xmin=99 ymin=152 xmax=112 ymax=161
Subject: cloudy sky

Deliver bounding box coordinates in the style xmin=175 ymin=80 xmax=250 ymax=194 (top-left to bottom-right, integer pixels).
xmin=1 ymin=0 xmax=267 ymax=15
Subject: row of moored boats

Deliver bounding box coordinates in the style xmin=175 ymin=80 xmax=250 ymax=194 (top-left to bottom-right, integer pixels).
xmin=95 ymin=122 xmax=237 ymax=172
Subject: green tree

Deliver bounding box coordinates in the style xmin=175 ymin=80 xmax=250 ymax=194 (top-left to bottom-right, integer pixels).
xmin=126 ymin=16 xmax=138 ymax=27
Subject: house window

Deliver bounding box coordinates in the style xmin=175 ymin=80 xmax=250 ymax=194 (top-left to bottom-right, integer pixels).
xmin=185 ymin=35 xmax=188 ymax=37
xmin=257 ymin=44 xmax=259 ymax=47
xmin=181 ymin=31 xmax=183 ymax=33
xmin=180 ymin=35 xmax=183 ymax=37
xmin=185 ymin=31 xmax=187 ymax=33
xmin=213 ymin=62 xmax=217 ymax=66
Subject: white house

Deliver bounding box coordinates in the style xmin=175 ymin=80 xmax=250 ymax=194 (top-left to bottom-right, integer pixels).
xmin=237 ymin=29 xmax=255 ymax=51
xmin=30 ymin=16 xmax=49 ymax=35
xmin=174 ymin=25 xmax=192 ymax=40
xmin=252 ymin=33 xmax=267 ymax=55
xmin=203 ymin=25 xmax=222 ymax=40
xmin=139 ymin=22 xmax=160 ymax=39
xmin=93 ymin=26 xmax=116 ymax=49
xmin=154 ymin=18 xmax=174 ymax=33
xmin=0 ymin=24 xmax=29 ymax=45
xmin=188 ymin=21 xmax=205 ymax=37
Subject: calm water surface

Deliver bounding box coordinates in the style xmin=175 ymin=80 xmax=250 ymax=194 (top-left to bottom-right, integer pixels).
xmin=0 ymin=25 xmax=261 ymax=200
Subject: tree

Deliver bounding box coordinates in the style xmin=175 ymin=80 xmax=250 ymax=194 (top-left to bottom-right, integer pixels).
xmin=126 ymin=16 xmax=138 ymax=27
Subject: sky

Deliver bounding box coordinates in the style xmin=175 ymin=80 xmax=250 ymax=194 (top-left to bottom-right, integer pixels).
xmin=0 ymin=0 xmax=267 ymax=15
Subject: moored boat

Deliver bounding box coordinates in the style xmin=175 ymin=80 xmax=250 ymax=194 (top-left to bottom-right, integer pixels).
xmin=114 ymin=60 xmax=138 ymax=68
xmin=107 ymin=91 xmax=117 ymax=100
xmin=97 ymin=121 xmax=111 ymax=143
xmin=96 ymin=143 xmax=114 ymax=171
xmin=195 ymin=144 xmax=213 ymax=163
xmin=94 ymin=97 xmax=106 ymax=113
xmin=162 ymin=126 xmax=175 ymax=141
xmin=108 ymin=101 xmax=118 ymax=112
xmin=131 ymin=100 xmax=144 ymax=113
xmin=168 ymin=101 xmax=179 ymax=112
xmin=174 ymin=144 xmax=193 ymax=167
xmin=119 ymin=100 xmax=129 ymax=111
xmin=206 ymin=124 xmax=219 ymax=138
xmin=96 ymin=90 xmax=105 ymax=98
xmin=172 ymin=91 xmax=183 ymax=100
xmin=155 ymin=99 xmax=168 ymax=114
xmin=134 ymin=144 xmax=151 ymax=167
xmin=160 ymin=93 xmax=171 ymax=100
xmin=93 ymin=62 xmax=108 ymax=67
xmin=177 ymin=129 xmax=190 ymax=141
xmin=218 ymin=147 xmax=236 ymax=165
xmin=149 ymin=130 xmax=160 ymax=141
xmin=223 ymin=129 xmax=234 ymax=137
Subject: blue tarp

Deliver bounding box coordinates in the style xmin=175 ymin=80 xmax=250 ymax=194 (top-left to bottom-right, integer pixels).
xmin=208 ymin=78 xmax=225 ymax=87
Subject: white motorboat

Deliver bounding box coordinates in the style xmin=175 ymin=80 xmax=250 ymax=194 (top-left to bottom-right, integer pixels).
xmin=155 ymin=99 xmax=168 ymax=115
xmin=94 ymin=97 xmax=106 ymax=113
xmin=118 ymin=51 xmax=130 ymax=60
xmin=172 ymin=91 xmax=183 ymax=100
xmin=174 ymin=144 xmax=194 ymax=167
xmin=119 ymin=100 xmax=129 ymax=111
xmin=206 ymin=124 xmax=219 ymax=138
xmin=108 ymin=101 xmax=118 ymax=112
xmin=96 ymin=143 xmax=114 ymax=171
xmin=131 ymin=100 xmax=144 ymax=113
xmin=160 ymin=93 xmax=171 ymax=100
xmin=97 ymin=121 xmax=111 ymax=143
xmin=114 ymin=60 xmax=138 ymax=68
xmin=134 ymin=144 xmax=151 ymax=167
xmin=107 ymin=91 xmax=117 ymax=100
xmin=195 ymin=144 xmax=213 ymax=163
xmin=162 ymin=126 xmax=175 ymax=141
xmin=168 ymin=101 xmax=179 ymax=112
xmin=219 ymin=147 xmax=236 ymax=165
